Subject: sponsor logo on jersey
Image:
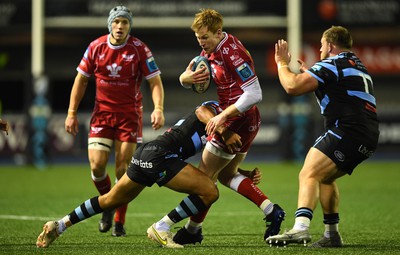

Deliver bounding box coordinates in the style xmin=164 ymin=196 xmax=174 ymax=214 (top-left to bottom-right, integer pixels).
xmin=230 ymin=52 xmax=244 ymax=66
xmin=230 ymin=43 xmax=238 ymax=50
xmin=222 ymin=47 xmax=230 ymax=55
xmin=122 ymin=54 xmax=135 ymax=61
xmin=134 ymin=41 xmax=143 ymax=47
xmin=107 ymin=63 xmax=122 ymax=77
xmin=311 ymin=64 xmax=322 ymax=72
xmin=235 ymin=62 xmax=254 ymax=81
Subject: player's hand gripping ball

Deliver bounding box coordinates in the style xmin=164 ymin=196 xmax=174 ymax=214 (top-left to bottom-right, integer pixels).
xmin=191 ymin=56 xmax=212 ymax=94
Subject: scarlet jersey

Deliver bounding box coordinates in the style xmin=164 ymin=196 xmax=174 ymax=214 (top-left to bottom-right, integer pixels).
xmin=77 ymin=34 xmax=161 ymax=113
xmin=201 ymin=32 xmax=261 ymax=153
xmin=201 ymin=32 xmax=258 ymax=110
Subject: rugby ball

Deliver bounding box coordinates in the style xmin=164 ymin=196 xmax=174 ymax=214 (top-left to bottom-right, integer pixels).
xmin=191 ymin=56 xmax=212 ymax=94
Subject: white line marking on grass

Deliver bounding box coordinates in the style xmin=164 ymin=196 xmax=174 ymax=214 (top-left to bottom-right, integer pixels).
xmin=0 ymin=215 xmax=54 ymax=221
xmin=0 ymin=211 xmax=261 ymax=222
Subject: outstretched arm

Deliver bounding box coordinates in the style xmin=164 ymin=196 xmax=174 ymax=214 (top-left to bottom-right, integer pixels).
xmin=275 ymin=39 xmax=318 ymax=96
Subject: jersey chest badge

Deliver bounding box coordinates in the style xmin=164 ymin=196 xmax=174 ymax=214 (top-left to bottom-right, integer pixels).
xmin=107 ymin=63 xmax=122 ymax=77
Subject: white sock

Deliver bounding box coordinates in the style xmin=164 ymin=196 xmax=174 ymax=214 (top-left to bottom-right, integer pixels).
xmin=293 ymin=216 xmax=311 ymax=231
xmin=185 ymin=220 xmax=202 ymax=234
xmin=91 ymin=171 xmax=107 ymax=182
xmin=324 ymin=224 xmax=339 ymax=238
xmin=155 ymin=215 xmax=174 ymax=231
xmin=260 ymin=200 xmax=273 ymax=216
xmin=56 ymin=216 xmax=69 ymax=235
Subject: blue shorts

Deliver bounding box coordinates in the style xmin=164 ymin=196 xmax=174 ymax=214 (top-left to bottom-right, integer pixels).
xmin=126 ymin=142 xmax=187 ymax=187
xmin=313 ymin=127 xmax=377 ymax=175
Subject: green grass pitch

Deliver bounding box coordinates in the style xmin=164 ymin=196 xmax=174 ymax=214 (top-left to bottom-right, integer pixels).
xmin=0 ymin=161 xmax=399 ymax=255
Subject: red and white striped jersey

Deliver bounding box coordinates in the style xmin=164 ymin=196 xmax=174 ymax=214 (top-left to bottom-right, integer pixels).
xmin=77 ymin=34 xmax=161 ymax=113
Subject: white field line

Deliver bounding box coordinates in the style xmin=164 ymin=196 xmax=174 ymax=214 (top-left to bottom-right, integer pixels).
xmin=0 ymin=211 xmax=260 ymax=221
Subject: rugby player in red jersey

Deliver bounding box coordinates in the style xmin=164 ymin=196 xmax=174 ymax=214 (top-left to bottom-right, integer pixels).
xmin=176 ymin=9 xmax=285 ymax=244
xmin=64 ymin=5 xmax=165 ymax=237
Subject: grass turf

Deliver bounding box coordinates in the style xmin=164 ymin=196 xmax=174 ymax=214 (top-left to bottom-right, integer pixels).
xmin=0 ymin=161 xmax=399 ymax=254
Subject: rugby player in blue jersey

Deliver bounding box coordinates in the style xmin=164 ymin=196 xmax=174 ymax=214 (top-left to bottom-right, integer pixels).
xmin=266 ymin=26 xmax=379 ymax=248
xmin=36 ymin=101 xmax=242 ymax=249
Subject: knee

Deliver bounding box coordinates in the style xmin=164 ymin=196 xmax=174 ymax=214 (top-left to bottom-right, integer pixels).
xmin=89 ymin=159 xmax=108 ymax=177
xmin=217 ymin=173 xmax=233 ymax=186
xmin=208 ymin=185 xmax=219 ymax=205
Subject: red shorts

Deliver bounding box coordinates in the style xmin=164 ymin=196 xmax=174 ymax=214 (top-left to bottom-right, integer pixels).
xmin=209 ymin=106 xmax=260 ymax=153
xmin=89 ymin=110 xmax=143 ymax=143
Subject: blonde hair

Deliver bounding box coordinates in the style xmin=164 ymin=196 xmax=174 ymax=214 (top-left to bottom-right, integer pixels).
xmin=191 ymin=9 xmax=223 ymax=33
xmin=323 ymin=26 xmax=353 ymax=50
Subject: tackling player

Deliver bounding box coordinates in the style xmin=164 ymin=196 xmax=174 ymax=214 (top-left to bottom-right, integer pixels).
xmin=36 ymin=101 xmax=241 ymax=249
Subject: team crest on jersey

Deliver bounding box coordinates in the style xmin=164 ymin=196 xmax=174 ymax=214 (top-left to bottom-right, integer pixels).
xmin=107 ymin=63 xmax=122 ymax=77
xmin=146 ymin=57 xmax=159 ymax=72
xmin=235 ymin=62 xmax=254 ymax=81
xmin=222 ymin=47 xmax=230 ymax=55
xmin=122 ymin=54 xmax=135 ymax=61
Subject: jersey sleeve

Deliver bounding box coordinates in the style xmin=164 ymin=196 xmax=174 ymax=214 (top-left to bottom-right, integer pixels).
xmin=306 ymin=59 xmax=337 ymax=87
xmin=76 ymin=43 xmax=96 ymax=78
xmin=137 ymin=42 xmax=161 ymax=80
xmin=225 ymin=42 xmax=258 ymax=89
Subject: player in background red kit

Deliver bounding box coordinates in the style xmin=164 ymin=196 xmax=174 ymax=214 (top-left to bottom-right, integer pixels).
xmin=176 ymin=8 xmax=285 ymax=244
xmin=64 ymin=5 xmax=165 ymax=237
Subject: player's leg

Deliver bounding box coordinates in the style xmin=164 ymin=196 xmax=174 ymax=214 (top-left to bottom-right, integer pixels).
xmin=266 ymin=148 xmax=336 ymax=246
xmin=88 ymin=138 xmax=115 ymax=233
xmin=172 ymin=144 xmax=231 ymax=245
xmin=147 ymin=163 xmax=219 ymax=248
xmin=112 ymin=140 xmax=137 ymax=236
xmin=309 ymin=172 xmax=345 ymax=247
xmin=218 ymin=153 xmax=285 ymax=239
xmin=36 ymin=174 xmax=145 ymax=248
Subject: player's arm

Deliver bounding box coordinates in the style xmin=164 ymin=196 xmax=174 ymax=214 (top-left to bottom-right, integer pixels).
xmin=148 ymin=75 xmax=165 ymax=130
xmin=179 ymin=60 xmax=210 ymax=88
xmin=195 ymin=105 xmax=242 ymax=153
xmin=275 ymin=39 xmax=318 ymax=96
xmin=238 ymin=167 xmax=262 ymax=185
xmin=65 ymin=72 xmax=89 ymax=136
xmin=205 ymin=80 xmax=262 ymax=135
